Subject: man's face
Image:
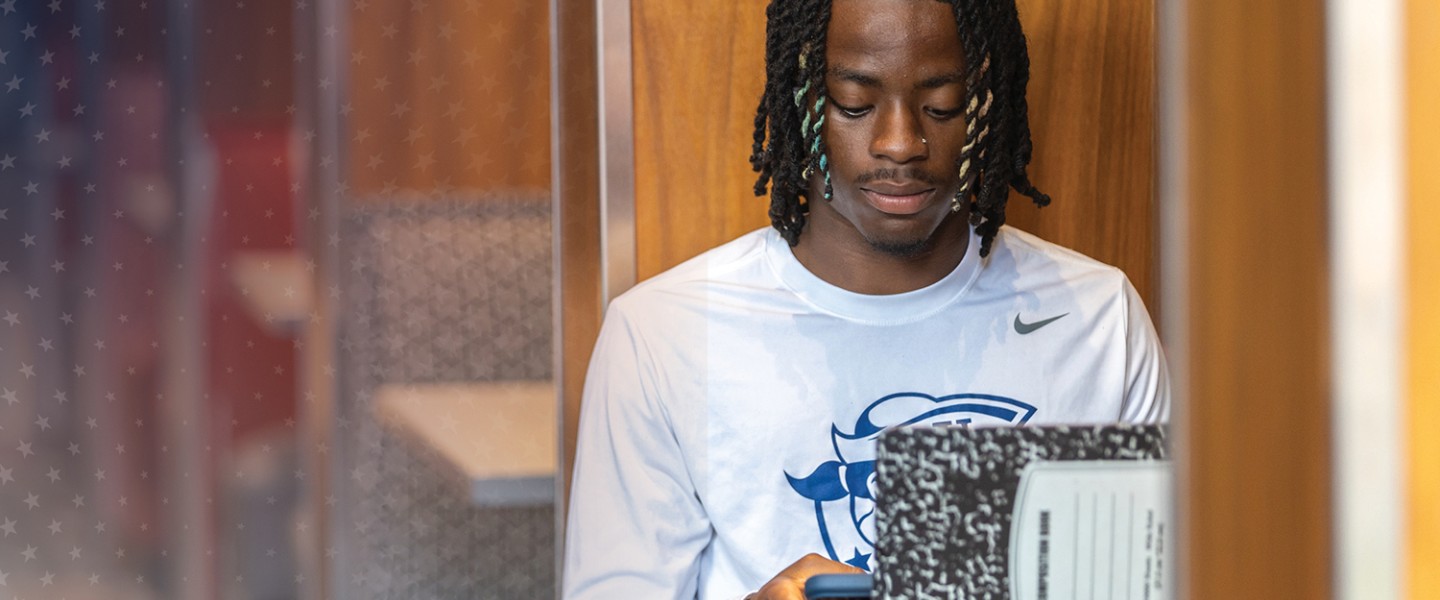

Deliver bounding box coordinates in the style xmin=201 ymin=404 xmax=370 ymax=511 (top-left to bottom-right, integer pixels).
xmin=810 ymin=0 xmax=969 ymax=257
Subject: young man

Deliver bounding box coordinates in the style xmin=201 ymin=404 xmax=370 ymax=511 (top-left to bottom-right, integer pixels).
xmin=563 ymin=0 xmax=1169 ymax=598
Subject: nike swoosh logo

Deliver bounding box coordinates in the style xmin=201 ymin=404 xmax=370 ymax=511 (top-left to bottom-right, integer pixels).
xmin=1014 ymin=312 xmax=1069 ymax=335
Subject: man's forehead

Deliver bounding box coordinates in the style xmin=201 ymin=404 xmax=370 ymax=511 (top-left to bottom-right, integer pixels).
xmin=828 ymin=0 xmax=958 ymax=43
xmin=826 ymin=0 xmax=964 ymax=75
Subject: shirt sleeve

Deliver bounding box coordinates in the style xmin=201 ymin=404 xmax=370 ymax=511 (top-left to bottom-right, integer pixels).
xmin=1117 ymin=277 xmax=1172 ymax=423
xmin=562 ymin=301 xmax=713 ymax=600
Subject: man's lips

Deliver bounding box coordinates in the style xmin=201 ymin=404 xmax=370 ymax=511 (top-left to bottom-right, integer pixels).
xmin=860 ymin=187 xmax=936 ymax=216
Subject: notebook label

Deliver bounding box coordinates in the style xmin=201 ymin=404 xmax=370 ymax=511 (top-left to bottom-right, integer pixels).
xmin=1009 ymin=460 xmax=1174 ymax=600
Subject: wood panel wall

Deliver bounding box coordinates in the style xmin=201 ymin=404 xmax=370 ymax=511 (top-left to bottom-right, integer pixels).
xmin=1408 ymin=0 xmax=1440 ymax=595
xmin=1179 ymin=0 xmax=1331 ymax=597
xmin=631 ymin=1 xmax=770 ymax=280
xmin=346 ymin=0 xmax=550 ymax=195
xmin=631 ymin=0 xmax=1157 ymax=307
xmin=1006 ymin=0 xmax=1155 ymax=308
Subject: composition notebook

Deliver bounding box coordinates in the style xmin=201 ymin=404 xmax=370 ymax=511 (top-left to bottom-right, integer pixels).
xmin=872 ymin=424 xmax=1172 ymax=600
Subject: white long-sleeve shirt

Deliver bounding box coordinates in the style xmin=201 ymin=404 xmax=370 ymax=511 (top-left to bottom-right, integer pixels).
xmin=563 ymin=225 xmax=1169 ymax=599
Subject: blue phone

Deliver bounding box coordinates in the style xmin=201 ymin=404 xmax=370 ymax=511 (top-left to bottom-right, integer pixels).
xmin=803 ymin=573 xmax=872 ymax=599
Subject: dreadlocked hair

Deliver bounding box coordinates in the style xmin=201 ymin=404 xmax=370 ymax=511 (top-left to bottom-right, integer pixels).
xmin=749 ymin=0 xmax=1051 ymax=257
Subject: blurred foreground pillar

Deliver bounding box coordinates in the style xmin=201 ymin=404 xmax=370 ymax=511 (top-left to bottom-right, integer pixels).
xmin=1165 ymin=0 xmax=1332 ymax=597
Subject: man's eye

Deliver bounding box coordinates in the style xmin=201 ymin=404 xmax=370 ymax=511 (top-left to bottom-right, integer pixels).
xmin=926 ymin=107 xmax=963 ymax=120
xmin=831 ymin=101 xmax=870 ymax=118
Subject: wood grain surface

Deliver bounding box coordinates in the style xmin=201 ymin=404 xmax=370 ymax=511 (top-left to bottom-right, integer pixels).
xmin=631 ymin=0 xmax=772 ymax=280
xmin=631 ymin=0 xmax=1157 ymax=307
xmin=346 ymin=0 xmax=550 ymax=195
xmin=1179 ymin=0 xmax=1332 ymax=597
xmin=1008 ymin=0 xmax=1155 ymax=309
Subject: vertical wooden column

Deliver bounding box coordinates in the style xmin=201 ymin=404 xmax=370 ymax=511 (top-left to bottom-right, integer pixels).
xmin=1407 ymin=0 xmax=1440 ymax=594
xmin=1176 ymin=0 xmax=1332 ymax=597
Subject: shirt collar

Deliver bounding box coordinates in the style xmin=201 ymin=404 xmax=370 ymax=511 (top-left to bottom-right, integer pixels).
xmin=763 ymin=224 xmax=983 ymax=324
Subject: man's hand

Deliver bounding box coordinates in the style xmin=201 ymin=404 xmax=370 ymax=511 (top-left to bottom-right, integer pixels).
xmin=744 ymin=553 xmax=865 ymax=600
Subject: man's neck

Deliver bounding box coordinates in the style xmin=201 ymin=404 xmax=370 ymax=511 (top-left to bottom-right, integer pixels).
xmin=790 ymin=208 xmax=972 ymax=296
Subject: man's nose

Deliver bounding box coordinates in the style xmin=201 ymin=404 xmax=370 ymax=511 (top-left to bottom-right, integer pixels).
xmin=869 ymin=105 xmax=928 ymax=164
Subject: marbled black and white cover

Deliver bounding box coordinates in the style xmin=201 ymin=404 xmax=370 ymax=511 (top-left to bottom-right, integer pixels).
xmin=873 ymin=424 xmax=1169 ymax=600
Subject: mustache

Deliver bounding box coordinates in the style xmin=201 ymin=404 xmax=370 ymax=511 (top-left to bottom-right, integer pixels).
xmin=854 ymin=167 xmax=944 ymax=187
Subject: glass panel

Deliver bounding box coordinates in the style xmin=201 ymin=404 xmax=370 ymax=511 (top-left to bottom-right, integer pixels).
xmin=321 ymin=1 xmax=554 ymax=597
xmin=0 ymin=0 xmax=554 ymax=597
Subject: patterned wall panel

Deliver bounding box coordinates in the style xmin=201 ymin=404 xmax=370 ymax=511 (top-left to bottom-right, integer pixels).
xmin=335 ymin=194 xmax=553 ymax=600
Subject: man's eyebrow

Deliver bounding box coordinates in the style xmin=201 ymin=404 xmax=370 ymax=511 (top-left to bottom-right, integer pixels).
xmin=828 ymin=67 xmax=967 ymax=90
xmin=916 ymin=71 xmax=966 ymax=90
xmin=828 ymin=66 xmax=883 ymax=88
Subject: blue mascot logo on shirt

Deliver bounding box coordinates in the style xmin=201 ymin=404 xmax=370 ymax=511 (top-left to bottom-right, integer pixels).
xmin=784 ymin=392 xmax=1036 ymax=571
